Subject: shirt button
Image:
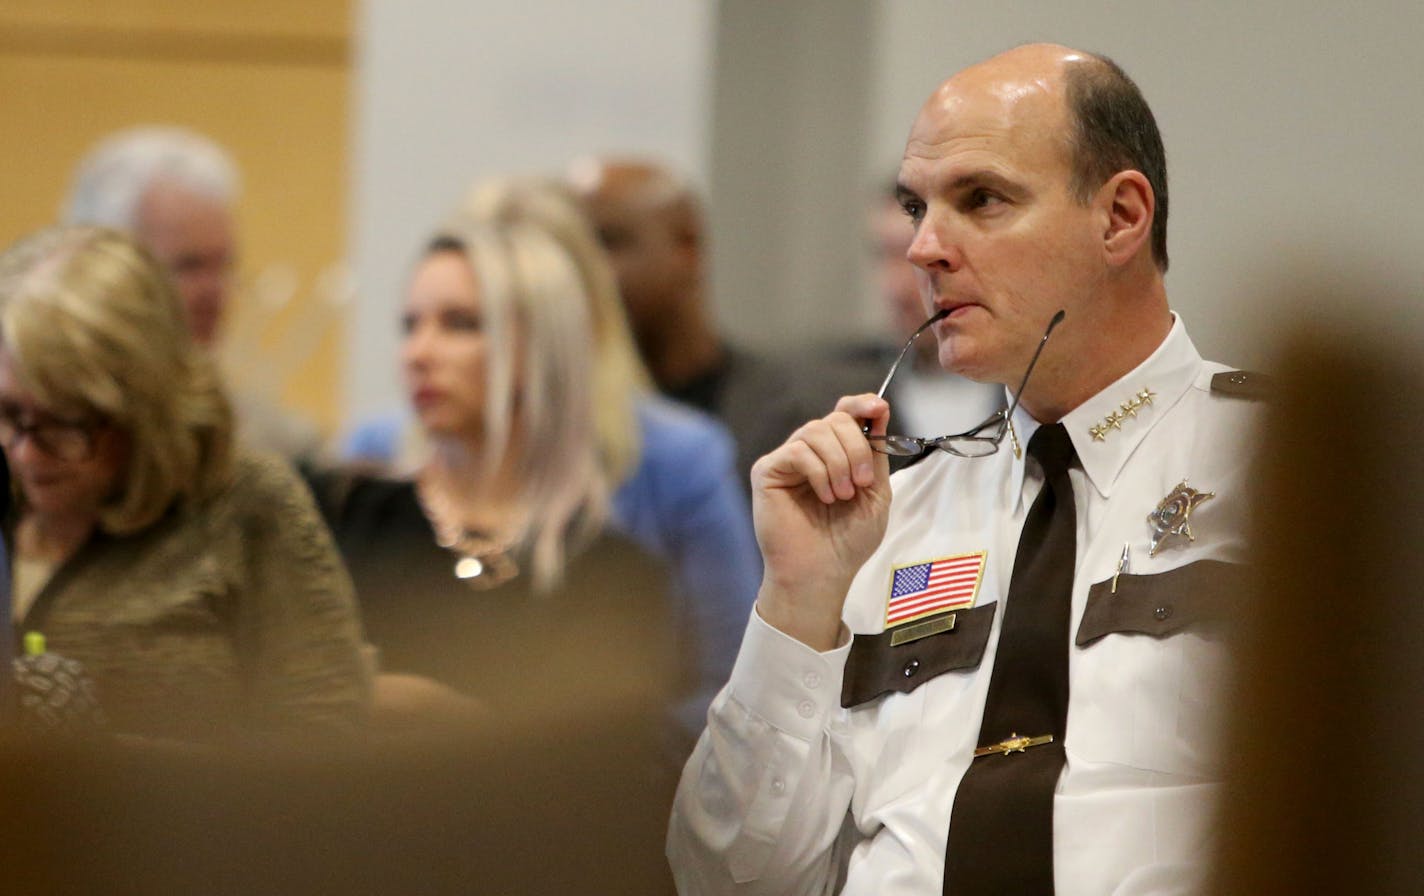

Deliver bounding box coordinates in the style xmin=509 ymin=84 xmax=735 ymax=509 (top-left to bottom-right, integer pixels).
xmin=770 ymin=777 xmax=787 ymax=795
xmin=797 ymin=700 xmax=816 ymax=719
xmin=802 ymin=671 xmax=821 ymax=689
xmin=902 ymin=658 xmax=920 ymax=678
xmin=1154 ymin=605 xmax=1173 ymax=621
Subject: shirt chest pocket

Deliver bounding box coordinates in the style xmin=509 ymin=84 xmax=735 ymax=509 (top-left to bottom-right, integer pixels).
xmin=841 ymin=602 xmax=997 ymax=709
xmin=839 ymin=605 xmax=996 ymax=812
xmin=1068 ymin=560 xmax=1246 ymax=777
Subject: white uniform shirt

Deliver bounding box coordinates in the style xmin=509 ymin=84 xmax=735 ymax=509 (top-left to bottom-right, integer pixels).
xmin=669 ymin=317 xmax=1261 ymax=895
xmin=891 ymin=365 xmax=1003 ymax=441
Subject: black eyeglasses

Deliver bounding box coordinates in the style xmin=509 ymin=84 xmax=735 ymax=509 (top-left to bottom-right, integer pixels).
xmin=864 ymin=309 xmax=1065 ymax=457
xmin=0 ymin=403 xmax=103 ymax=462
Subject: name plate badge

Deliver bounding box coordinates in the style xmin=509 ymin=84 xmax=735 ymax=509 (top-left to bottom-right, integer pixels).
xmin=890 ymin=613 xmax=957 ymax=647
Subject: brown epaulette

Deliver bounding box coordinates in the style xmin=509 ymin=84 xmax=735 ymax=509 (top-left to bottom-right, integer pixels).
xmin=1210 ymin=370 xmax=1272 ymax=401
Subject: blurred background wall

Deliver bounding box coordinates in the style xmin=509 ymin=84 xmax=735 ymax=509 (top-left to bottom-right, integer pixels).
xmin=2 ymin=0 xmax=1420 ymax=435
xmin=348 ymin=0 xmax=713 ymax=424
xmin=0 ymin=0 xmax=351 ymax=433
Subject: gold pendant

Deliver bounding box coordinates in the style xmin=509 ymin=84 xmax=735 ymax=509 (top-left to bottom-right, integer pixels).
xmin=453 ymin=548 xmax=519 ymax=589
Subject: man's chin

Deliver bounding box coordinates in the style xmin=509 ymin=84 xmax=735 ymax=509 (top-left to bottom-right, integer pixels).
xmin=936 ymin=344 xmax=988 ymax=383
xmin=185 ymin=308 xmax=224 ymax=346
xmin=937 ymin=334 xmax=1018 ymax=386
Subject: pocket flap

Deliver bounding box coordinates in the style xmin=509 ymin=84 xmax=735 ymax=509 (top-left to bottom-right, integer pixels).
xmin=1075 ymin=559 xmax=1247 ymax=646
xmin=841 ymin=603 xmax=996 ymax=708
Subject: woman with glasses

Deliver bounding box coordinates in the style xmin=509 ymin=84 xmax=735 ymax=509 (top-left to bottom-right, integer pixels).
xmin=0 ymin=226 xmax=370 ymax=740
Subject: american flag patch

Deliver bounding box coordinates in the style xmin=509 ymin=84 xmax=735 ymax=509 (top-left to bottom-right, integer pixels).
xmin=885 ymin=551 xmax=987 ymax=627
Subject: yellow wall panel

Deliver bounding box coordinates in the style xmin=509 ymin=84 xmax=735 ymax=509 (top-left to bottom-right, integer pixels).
xmin=0 ymin=0 xmax=348 ymax=40
xmin=0 ymin=1 xmax=350 ymax=434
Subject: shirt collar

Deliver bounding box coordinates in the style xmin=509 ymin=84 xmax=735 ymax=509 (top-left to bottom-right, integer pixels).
xmin=1006 ymin=313 xmax=1202 ymax=506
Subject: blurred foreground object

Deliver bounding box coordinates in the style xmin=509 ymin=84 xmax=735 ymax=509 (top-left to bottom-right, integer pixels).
xmin=0 ymin=708 xmax=673 ymax=895
xmin=1211 ymin=305 xmax=1424 ymax=893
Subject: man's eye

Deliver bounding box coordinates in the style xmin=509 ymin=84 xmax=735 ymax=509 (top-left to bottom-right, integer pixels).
xmin=900 ymin=200 xmax=925 ymax=223
xmin=597 ymin=226 xmax=632 ymax=252
xmin=171 ymin=258 xmax=206 ymax=276
xmin=968 ymin=189 xmax=1001 ymax=209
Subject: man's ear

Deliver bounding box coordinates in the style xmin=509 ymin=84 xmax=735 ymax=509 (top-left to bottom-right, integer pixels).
xmin=1098 ymin=170 xmax=1154 ymax=267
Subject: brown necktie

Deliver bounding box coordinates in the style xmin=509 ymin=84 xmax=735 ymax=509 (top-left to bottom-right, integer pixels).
xmin=942 ymin=422 xmax=1077 ymax=894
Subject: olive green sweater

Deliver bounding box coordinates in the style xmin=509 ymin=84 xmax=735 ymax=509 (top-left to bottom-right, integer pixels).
xmin=15 ymin=450 xmax=371 ymax=740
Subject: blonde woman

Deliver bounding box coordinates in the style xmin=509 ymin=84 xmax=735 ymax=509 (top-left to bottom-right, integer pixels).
xmin=0 ymin=227 xmax=369 ymax=740
xmin=317 ymin=216 xmax=674 ymax=732
xmin=342 ymin=178 xmax=760 ymax=744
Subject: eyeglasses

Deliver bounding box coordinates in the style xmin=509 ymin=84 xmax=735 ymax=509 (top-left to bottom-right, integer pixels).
xmin=864 ymin=309 xmax=1065 ymax=457
xmin=0 ymin=403 xmax=103 ymax=462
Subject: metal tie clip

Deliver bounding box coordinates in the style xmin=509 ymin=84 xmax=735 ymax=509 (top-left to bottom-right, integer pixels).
xmin=973 ymin=732 xmax=1055 ymax=758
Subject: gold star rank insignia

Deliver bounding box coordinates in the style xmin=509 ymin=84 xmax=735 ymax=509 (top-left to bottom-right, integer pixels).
xmin=1147 ymin=480 xmax=1215 ymax=556
xmin=1087 ymin=387 xmax=1155 ymax=442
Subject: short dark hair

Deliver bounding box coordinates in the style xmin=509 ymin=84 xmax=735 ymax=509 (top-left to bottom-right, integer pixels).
xmin=1064 ymin=54 xmax=1169 ymax=271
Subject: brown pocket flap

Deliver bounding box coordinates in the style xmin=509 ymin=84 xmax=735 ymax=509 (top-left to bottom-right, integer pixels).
xmin=1075 ymin=559 xmax=1247 ymax=646
xmin=841 ymin=603 xmax=996 ymax=708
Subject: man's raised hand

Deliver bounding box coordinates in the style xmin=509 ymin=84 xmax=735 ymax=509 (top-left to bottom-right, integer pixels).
xmin=750 ymin=393 xmax=895 ymax=651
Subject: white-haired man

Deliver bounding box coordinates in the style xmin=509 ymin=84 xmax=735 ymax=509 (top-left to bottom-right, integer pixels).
xmin=66 ymin=127 xmax=236 ymax=346
xmin=65 ymin=127 xmax=319 ymax=462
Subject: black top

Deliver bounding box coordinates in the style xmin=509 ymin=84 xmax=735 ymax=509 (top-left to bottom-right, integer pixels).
xmin=311 ymin=473 xmax=682 ymax=725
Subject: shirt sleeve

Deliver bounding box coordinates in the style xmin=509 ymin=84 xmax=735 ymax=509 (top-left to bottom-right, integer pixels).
xmin=609 ymin=400 xmax=764 ymax=746
xmin=658 ymin=424 xmax=764 ymax=742
xmin=668 ymin=608 xmax=857 ymax=895
xmin=339 ymin=412 xmax=402 ymax=464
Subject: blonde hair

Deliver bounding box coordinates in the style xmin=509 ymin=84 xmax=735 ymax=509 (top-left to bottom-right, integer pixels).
xmin=0 ymin=226 xmax=234 ymax=533
xmin=422 ymin=217 xmax=609 ymax=591
xmin=454 ymin=176 xmax=648 ymax=487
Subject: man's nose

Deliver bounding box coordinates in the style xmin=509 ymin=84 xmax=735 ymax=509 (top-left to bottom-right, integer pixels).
xmin=906 ymin=213 xmax=961 ymax=273
xmin=201 ymin=270 xmax=231 ymax=307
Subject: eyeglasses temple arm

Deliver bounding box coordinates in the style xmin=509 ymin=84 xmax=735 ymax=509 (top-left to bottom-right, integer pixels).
xmin=863 ymin=308 xmax=950 ymax=437
xmin=1001 ymin=309 xmax=1065 ymax=426
xmin=875 ymin=308 xmax=949 ymax=399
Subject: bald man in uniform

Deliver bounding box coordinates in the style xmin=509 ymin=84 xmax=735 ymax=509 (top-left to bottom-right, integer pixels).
xmin=669 ymin=44 xmax=1260 ymax=895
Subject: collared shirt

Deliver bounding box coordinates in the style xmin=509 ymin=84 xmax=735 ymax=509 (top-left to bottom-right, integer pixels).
xmin=668 ymin=316 xmax=1261 ymax=895
xmin=891 ymin=363 xmax=1003 ymax=439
